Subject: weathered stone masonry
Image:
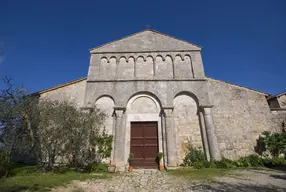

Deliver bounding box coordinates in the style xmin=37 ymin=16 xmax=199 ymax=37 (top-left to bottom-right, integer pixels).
xmin=37 ymin=30 xmax=283 ymax=169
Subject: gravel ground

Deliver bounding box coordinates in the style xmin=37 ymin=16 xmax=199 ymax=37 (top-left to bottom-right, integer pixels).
xmin=53 ymin=169 xmax=286 ymax=192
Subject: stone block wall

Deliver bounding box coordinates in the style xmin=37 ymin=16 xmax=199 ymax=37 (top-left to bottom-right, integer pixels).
xmin=40 ymin=79 xmax=86 ymax=107
xmin=207 ymin=78 xmax=280 ymax=159
xmin=278 ymin=95 xmax=286 ymax=108
xmin=271 ymin=110 xmax=286 ymax=131
xmin=173 ymin=94 xmax=202 ymax=164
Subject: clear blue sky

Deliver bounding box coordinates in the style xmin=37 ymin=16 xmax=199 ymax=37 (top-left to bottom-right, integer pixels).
xmin=0 ymin=0 xmax=285 ymax=95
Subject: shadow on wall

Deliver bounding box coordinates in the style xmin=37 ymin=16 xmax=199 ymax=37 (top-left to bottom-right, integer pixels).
xmin=188 ymin=182 xmax=286 ymax=192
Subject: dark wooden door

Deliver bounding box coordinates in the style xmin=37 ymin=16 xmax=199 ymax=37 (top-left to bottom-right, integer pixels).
xmin=130 ymin=122 xmax=158 ymax=168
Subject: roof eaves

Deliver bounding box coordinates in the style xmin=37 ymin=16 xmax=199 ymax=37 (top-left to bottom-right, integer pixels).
xmin=32 ymin=77 xmax=87 ymax=95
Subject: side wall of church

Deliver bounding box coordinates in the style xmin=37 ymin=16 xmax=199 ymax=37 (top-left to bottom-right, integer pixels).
xmin=207 ymin=79 xmax=281 ymax=159
xmin=40 ymin=80 xmax=86 ymax=107
xmin=271 ymin=110 xmax=286 ymax=130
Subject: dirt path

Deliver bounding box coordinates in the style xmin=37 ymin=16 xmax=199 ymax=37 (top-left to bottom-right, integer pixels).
xmin=53 ymin=169 xmax=286 ymax=192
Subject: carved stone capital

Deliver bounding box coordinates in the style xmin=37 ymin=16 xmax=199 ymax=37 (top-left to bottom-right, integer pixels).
xmin=162 ymin=106 xmax=174 ymax=117
xmin=114 ymin=106 xmax=125 ymax=118
xmin=200 ymin=105 xmax=213 ymax=115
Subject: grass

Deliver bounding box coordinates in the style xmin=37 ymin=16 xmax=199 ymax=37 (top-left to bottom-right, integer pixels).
xmin=0 ymin=166 xmax=110 ymax=192
xmin=168 ymin=167 xmax=239 ymax=182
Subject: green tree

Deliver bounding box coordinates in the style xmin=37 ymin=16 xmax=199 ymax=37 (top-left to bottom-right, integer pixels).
xmin=1 ymin=77 xmax=113 ymax=171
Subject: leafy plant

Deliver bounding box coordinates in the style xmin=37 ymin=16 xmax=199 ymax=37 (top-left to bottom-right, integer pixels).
xmin=192 ymin=162 xmax=204 ymax=169
xmin=262 ymin=157 xmax=286 ymax=168
xmin=157 ymin=152 xmax=163 ymax=161
xmin=84 ymin=162 xmax=108 ymax=173
xmin=128 ymin=153 xmax=134 ymax=166
xmin=255 ymin=131 xmax=286 ymax=157
xmin=93 ymin=129 xmax=113 ymax=160
xmin=0 ymin=149 xmax=14 ymax=178
xmin=183 ymin=145 xmax=206 ymax=166
xmin=213 ymin=157 xmax=234 ymax=169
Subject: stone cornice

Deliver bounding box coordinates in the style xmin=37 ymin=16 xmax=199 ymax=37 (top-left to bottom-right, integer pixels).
xmin=87 ymin=78 xmax=206 ymax=82
xmin=270 ymin=108 xmax=286 ymax=111
xmin=91 ymin=50 xmax=200 ymax=54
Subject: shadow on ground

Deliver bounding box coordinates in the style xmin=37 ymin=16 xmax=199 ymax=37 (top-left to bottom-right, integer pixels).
xmin=188 ymin=182 xmax=286 ymax=192
xmin=0 ymin=185 xmax=40 ymax=192
xmin=270 ymin=174 xmax=286 ymax=180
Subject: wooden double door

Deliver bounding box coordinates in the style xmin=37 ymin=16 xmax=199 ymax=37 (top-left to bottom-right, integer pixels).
xmin=130 ymin=122 xmax=159 ymax=168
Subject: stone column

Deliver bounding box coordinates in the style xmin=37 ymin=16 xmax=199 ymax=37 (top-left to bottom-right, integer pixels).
xmin=163 ymin=107 xmax=178 ymax=167
xmin=113 ymin=107 xmax=126 ymax=167
xmin=201 ymin=106 xmax=221 ymax=160
xmin=199 ymin=111 xmax=210 ymax=161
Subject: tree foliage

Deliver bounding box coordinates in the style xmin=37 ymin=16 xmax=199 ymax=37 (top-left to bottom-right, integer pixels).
xmin=0 ymin=77 xmax=38 ymax=157
xmin=255 ymin=131 xmax=286 ymax=157
xmin=0 ymin=77 xmax=113 ymax=171
xmin=0 ymin=149 xmax=14 ymax=178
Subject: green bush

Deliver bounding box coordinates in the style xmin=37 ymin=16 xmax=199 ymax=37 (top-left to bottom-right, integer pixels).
xmin=262 ymin=157 xmax=286 ymax=168
xmin=192 ymin=162 xmax=204 ymax=169
xmin=233 ymin=155 xmax=263 ymax=168
xmin=84 ymin=163 xmax=108 ymax=173
xmin=0 ymin=149 xmax=14 ymax=178
xmin=202 ymin=161 xmax=216 ymax=168
xmin=255 ymin=131 xmax=286 ymax=157
xmin=183 ymin=145 xmax=206 ymax=166
xmin=214 ymin=157 xmax=234 ymax=168
xmin=272 ymin=157 xmax=286 ymax=166
xmin=52 ymin=165 xmax=71 ymax=173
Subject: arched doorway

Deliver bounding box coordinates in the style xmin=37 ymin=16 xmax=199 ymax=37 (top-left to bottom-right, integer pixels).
xmin=125 ymin=93 xmax=163 ymax=168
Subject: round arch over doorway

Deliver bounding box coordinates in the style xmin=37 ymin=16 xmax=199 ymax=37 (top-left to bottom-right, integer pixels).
xmin=124 ymin=93 xmax=164 ymax=168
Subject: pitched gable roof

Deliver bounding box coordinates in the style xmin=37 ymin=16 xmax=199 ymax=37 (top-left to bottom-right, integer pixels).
xmin=32 ymin=77 xmax=87 ymax=95
xmin=207 ymin=77 xmax=269 ymax=96
xmin=90 ymin=29 xmax=202 ymax=53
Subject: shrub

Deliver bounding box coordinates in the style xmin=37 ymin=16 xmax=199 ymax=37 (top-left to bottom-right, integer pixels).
xmin=255 ymin=131 xmax=286 ymax=157
xmin=0 ymin=149 xmax=14 ymax=178
xmin=263 ymin=157 xmax=286 ymax=168
xmin=52 ymin=165 xmax=71 ymax=173
xmin=245 ymin=155 xmax=264 ymax=167
xmin=84 ymin=163 xmax=108 ymax=173
xmin=192 ymin=162 xmax=204 ymax=169
xmin=202 ymin=161 xmax=216 ymax=168
xmin=213 ymin=157 xmax=234 ymax=168
xmin=233 ymin=155 xmax=263 ymax=168
xmin=183 ymin=145 xmax=206 ymax=166
xmin=272 ymin=157 xmax=286 ymax=166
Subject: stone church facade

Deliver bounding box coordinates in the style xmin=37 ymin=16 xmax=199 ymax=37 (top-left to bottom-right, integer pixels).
xmin=37 ymin=30 xmax=284 ymax=170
